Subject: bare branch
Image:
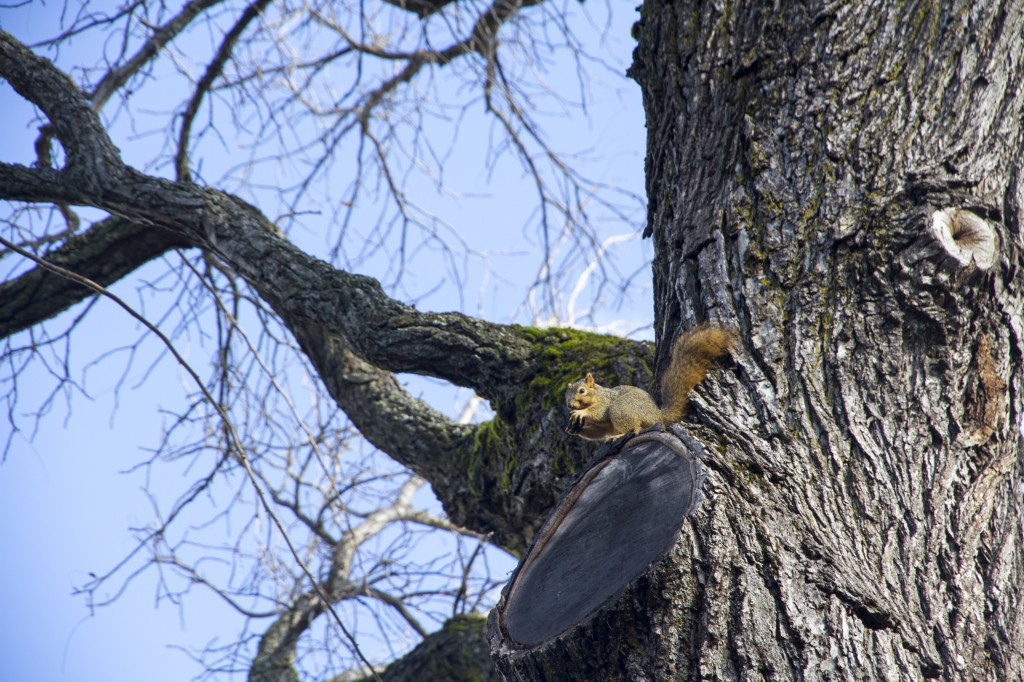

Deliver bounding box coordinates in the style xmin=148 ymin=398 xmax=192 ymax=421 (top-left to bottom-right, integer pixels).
xmin=175 ymin=0 xmax=272 ymax=182
xmin=0 ymin=215 xmax=186 ymax=339
xmin=90 ymin=0 xmax=227 ymax=110
xmin=0 ymin=230 xmax=383 ymax=680
xmin=0 ymin=5 xmax=651 ymax=679
xmin=0 ymin=31 xmax=121 ymax=184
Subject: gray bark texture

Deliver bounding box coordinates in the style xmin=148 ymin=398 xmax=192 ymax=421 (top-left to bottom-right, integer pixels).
xmin=1 ymin=0 xmax=1023 ymax=679
xmin=492 ymin=0 xmax=1024 ymax=680
xmin=361 ymin=615 xmax=500 ymax=682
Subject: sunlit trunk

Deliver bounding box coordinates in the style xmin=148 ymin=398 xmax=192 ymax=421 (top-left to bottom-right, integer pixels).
xmin=491 ymin=1 xmax=1024 ymax=679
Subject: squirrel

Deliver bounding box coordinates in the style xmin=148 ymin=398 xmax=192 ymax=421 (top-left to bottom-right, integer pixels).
xmin=564 ymin=323 xmax=737 ymax=441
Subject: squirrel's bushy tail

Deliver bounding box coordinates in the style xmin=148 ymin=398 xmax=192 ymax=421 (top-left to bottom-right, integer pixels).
xmin=659 ymin=323 xmax=737 ymax=425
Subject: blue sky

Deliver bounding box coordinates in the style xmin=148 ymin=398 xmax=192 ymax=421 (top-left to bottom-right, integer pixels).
xmin=0 ymin=2 xmax=649 ymax=679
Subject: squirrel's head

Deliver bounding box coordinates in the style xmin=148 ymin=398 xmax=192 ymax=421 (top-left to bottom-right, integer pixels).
xmin=565 ymin=372 xmax=598 ymax=409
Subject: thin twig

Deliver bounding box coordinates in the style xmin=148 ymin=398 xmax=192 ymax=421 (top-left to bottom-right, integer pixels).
xmin=0 ymin=234 xmax=384 ymax=682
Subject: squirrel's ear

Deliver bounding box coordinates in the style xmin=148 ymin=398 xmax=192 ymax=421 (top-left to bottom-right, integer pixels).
xmin=584 ymin=372 xmax=595 ymax=387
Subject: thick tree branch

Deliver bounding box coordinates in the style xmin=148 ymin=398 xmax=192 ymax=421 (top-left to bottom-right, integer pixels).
xmin=30 ymin=0 xmax=227 ymax=181
xmin=0 ymin=28 xmax=610 ymax=554
xmin=359 ymin=614 xmax=498 ymax=682
xmin=289 ymin=321 xmax=549 ymax=552
xmin=378 ymin=0 xmax=458 ymax=18
xmin=0 ymin=215 xmax=187 ymax=339
xmin=0 ymin=32 xmax=121 ymax=190
xmin=0 ymin=30 xmax=533 ymax=395
xmin=0 ymin=162 xmax=74 ymax=204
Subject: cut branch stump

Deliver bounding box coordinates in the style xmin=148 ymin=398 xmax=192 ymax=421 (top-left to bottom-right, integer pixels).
xmin=489 ymin=425 xmax=708 ymax=678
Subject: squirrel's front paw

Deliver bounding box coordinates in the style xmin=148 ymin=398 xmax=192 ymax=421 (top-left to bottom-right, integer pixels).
xmin=566 ymin=410 xmax=585 ymax=434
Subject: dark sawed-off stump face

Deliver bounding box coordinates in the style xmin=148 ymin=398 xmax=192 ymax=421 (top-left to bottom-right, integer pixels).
xmin=496 ymin=429 xmax=705 ymax=647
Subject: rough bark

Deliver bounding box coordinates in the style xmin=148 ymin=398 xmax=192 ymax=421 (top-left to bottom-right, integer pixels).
xmin=491 ymin=0 xmax=1023 ymax=679
xmin=356 ymin=615 xmax=500 ymax=682
xmin=0 ymin=216 xmax=186 ymax=339
xmin=606 ymin=0 xmax=1018 ymax=679
xmin=3 ymin=1 xmax=1022 ymax=679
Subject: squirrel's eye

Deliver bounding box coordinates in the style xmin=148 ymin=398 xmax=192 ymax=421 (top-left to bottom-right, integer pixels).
xmin=577 ymin=387 xmax=585 ymax=394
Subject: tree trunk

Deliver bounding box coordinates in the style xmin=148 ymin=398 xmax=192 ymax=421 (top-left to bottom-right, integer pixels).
xmin=2 ymin=1 xmax=1022 ymax=678
xmin=493 ymin=1 xmax=1024 ymax=679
